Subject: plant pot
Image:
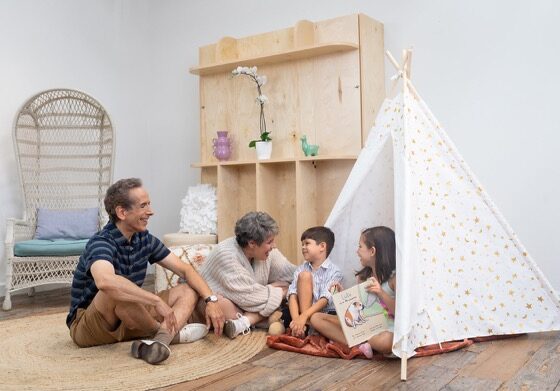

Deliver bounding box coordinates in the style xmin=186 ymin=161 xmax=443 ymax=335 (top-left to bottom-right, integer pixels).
xmin=255 ymin=141 xmax=272 ymax=160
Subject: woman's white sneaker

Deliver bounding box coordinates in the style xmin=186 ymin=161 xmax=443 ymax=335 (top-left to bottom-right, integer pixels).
xmin=224 ymin=313 xmax=251 ymax=339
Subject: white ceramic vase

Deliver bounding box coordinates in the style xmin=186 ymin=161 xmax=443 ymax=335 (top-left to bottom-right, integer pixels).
xmin=255 ymin=141 xmax=272 ymax=160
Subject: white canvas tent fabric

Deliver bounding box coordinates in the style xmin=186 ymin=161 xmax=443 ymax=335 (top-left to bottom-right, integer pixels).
xmin=326 ymin=87 xmax=560 ymax=358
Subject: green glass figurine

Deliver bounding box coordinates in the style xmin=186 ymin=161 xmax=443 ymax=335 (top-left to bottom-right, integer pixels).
xmin=300 ymin=135 xmax=319 ymax=156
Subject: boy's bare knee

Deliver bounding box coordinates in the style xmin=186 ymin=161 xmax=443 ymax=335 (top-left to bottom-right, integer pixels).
xmin=297 ymin=271 xmax=314 ymax=300
xmin=298 ymin=271 xmax=312 ymax=282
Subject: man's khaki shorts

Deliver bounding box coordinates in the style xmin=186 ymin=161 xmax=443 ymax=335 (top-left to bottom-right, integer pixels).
xmin=70 ymin=290 xmax=170 ymax=347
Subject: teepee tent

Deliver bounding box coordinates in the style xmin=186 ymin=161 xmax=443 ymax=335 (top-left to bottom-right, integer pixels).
xmin=326 ymin=50 xmax=560 ymax=378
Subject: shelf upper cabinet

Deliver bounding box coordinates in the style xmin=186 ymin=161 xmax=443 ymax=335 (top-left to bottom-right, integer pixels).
xmin=189 ymin=42 xmax=359 ymax=76
xmin=191 ymin=17 xmax=361 ymax=76
xmin=192 ymin=14 xmax=384 ymax=164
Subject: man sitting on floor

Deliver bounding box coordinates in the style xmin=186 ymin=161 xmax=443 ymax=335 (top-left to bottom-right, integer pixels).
xmin=66 ymin=178 xmax=224 ymax=365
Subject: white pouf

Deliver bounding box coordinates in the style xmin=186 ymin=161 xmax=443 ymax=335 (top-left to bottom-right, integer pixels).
xmin=162 ymin=233 xmax=217 ymax=247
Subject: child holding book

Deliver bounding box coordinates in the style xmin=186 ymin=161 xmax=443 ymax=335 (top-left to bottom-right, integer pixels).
xmin=310 ymin=226 xmax=396 ymax=357
xmin=286 ymin=226 xmax=343 ymax=338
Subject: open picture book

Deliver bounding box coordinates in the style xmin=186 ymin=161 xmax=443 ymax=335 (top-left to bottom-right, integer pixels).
xmin=332 ymin=280 xmax=393 ymax=347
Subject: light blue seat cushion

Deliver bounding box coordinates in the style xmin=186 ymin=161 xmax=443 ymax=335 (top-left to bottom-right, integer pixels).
xmin=14 ymin=239 xmax=89 ymax=257
xmin=34 ymin=207 xmax=99 ymax=240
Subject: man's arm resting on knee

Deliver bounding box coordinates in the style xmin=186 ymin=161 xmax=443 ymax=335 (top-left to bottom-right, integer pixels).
xmin=91 ymin=260 xmax=177 ymax=333
xmin=157 ymin=253 xmax=215 ymax=299
xmin=158 ymin=253 xmax=224 ymax=333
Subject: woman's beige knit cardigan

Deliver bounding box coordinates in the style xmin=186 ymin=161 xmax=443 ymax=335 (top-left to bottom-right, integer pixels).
xmin=199 ymin=237 xmax=296 ymax=317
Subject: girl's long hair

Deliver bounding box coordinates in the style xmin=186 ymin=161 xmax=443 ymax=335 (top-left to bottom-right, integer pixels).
xmin=355 ymin=226 xmax=396 ymax=284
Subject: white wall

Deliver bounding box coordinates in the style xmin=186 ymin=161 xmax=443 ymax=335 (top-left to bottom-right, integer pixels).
xmin=1 ymin=0 xmax=559 ymax=293
xmin=0 ymin=0 xmax=184 ymax=293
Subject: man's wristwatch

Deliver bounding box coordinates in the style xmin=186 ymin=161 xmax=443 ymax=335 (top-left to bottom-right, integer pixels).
xmin=204 ymin=294 xmax=218 ymax=304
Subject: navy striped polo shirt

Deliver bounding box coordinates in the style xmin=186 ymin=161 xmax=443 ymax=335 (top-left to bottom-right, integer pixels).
xmin=66 ymin=221 xmax=170 ymax=328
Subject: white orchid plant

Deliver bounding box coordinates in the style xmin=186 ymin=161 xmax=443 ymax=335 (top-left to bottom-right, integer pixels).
xmin=232 ymin=66 xmax=271 ymax=147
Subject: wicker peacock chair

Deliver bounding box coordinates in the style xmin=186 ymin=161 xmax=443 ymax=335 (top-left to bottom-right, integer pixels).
xmin=3 ymin=89 xmax=114 ymax=310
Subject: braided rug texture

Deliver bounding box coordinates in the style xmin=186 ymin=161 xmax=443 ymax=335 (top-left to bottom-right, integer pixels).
xmin=0 ymin=312 xmax=266 ymax=390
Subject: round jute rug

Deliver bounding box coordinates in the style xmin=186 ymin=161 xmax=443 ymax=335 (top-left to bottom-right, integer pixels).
xmin=0 ymin=312 xmax=267 ymax=390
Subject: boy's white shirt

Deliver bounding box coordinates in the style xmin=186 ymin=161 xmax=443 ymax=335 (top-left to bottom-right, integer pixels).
xmin=286 ymin=257 xmax=344 ymax=312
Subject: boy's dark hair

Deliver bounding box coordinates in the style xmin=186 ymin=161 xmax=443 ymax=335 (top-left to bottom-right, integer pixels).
xmin=300 ymin=226 xmax=335 ymax=258
xmin=355 ymin=226 xmax=396 ymax=284
xmin=104 ymin=178 xmax=143 ymax=222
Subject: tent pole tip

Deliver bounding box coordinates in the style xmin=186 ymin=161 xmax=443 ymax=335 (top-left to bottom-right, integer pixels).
xmin=400 ymin=354 xmax=408 ymax=381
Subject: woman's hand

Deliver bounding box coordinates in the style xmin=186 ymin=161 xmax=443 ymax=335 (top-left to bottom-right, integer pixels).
xmin=365 ymin=276 xmax=383 ymax=295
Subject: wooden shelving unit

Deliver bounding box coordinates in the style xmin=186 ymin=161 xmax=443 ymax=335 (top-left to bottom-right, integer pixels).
xmin=190 ymin=14 xmax=385 ymax=263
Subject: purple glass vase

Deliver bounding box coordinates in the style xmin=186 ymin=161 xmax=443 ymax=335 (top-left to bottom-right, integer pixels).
xmin=212 ymin=130 xmax=231 ymax=161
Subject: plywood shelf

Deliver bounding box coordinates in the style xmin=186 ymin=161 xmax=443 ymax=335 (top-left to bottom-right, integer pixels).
xmin=189 ymin=42 xmax=359 ymax=76
xmin=297 ymin=155 xmax=358 ymax=162
xmin=191 ymin=155 xmax=358 ymax=168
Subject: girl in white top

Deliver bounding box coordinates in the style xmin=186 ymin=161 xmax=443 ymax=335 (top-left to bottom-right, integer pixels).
xmin=310 ymin=226 xmax=396 ymax=357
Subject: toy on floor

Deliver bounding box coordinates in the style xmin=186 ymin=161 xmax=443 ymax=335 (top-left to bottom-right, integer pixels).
xmin=267 ymin=310 xmax=286 ymax=335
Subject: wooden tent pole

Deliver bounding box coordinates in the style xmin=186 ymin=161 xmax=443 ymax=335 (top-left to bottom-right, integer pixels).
xmin=386 ymin=48 xmax=426 ymax=382
xmin=385 ymin=50 xmax=402 ymax=97
xmin=385 ymin=50 xmax=400 ymax=70
xmin=403 ymin=48 xmax=412 ymax=79
xmin=401 ymin=353 xmax=408 ymax=381
xmin=400 ymin=49 xmax=409 ymax=381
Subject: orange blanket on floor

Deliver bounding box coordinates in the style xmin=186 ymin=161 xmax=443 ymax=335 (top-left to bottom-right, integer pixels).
xmin=266 ymin=334 xmax=474 ymax=360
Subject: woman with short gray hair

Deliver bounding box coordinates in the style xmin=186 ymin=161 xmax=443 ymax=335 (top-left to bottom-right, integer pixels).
xmin=199 ymin=211 xmax=295 ymax=338
xmin=234 ymin=211 xmax=279 ymax=247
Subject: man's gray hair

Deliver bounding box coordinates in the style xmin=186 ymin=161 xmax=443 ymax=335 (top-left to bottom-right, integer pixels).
xmin=104 ymin=178 xmax=143 ymax=222
xmin=235 ymin=211 xmax=279 ymax=247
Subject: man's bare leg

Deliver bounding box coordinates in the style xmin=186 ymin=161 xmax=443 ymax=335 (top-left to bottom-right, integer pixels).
xmin=130 ymin=284 xmax=198 ymax=364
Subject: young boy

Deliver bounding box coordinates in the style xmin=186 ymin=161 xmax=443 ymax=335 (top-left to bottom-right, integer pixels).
xmin=286 ymin=226 xmax=343 ymax=337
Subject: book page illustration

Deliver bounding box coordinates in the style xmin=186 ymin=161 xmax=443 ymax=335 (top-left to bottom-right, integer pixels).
xmin=333 ymin=281 xmax=390 ymax=347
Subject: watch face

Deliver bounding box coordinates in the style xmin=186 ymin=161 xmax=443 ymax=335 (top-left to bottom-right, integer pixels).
xmin=206 ymin=295 xmax=218 ymax=303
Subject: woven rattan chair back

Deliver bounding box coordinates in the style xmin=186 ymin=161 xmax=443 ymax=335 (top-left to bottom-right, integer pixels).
xmin=3 ymin=89 xmax=114 ymax=310
xmin=14 ymin=89 xmax=114 ymax=230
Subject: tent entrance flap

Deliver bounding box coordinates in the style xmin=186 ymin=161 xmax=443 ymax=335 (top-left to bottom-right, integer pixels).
xmin=325 ymin=102 xmax=396 ymax=288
